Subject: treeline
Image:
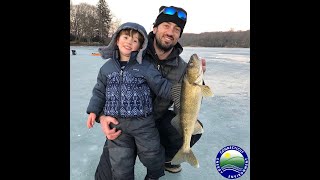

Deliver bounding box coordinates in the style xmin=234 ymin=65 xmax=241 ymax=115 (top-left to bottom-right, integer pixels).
xmin=70 ymin=0 xmax=250 ymax=48
xmin=70 ymin=0 xmax=120 ymax=45
xmin=179 ymin=30 xmax=250 ymax=48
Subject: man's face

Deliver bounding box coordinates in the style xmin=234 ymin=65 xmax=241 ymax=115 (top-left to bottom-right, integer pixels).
xmin=153 ymin=22 xmax=181 ymax=52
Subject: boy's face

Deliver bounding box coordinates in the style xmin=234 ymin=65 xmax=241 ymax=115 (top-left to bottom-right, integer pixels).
xmin=117 ymin=31 xmax=141 ymax=60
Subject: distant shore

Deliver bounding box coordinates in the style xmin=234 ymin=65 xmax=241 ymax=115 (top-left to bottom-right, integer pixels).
xmin=70 ymin=43 xmax=248 ymax=48
xmin=70 ymin=42 xmax=103 ymax=46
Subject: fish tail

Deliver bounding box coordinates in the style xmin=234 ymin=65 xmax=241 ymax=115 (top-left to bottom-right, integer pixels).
xmin=171 ymin=148 xmax=199 ymax=168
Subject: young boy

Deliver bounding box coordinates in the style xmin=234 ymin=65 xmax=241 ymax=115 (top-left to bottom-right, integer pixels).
xmin=86 ymin=22 xmax=171 ymax=180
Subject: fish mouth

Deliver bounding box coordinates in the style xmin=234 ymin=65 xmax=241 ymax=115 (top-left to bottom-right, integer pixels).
xmin=188 ymin=54 xmax=201 ymax=68
xmin=191 ymin=54 xmax=199 ymax=60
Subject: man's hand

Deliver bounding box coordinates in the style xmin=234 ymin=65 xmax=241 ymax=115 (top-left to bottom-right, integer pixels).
xmin=201 ymin=58 xmax=206 ymax=73
xmin=99 ymin=115 xmax=121 ymax=140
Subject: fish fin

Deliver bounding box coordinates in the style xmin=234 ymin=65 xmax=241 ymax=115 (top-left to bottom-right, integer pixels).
xmin=171 ymin=148 xmax=199 ymax=168
xmin=193 ymin=120 xmax=204 ymax=135
xmin=171 ymin=114 xmax=182 ymax=135
xmin=171 ymin=83 xmax=182 ymax=111
xmin=199 ymin=85 xmax=214 ymax=97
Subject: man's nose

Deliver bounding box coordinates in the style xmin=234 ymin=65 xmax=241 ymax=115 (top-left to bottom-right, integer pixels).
xmin=166 ymin=27 xmax=175 ymax=35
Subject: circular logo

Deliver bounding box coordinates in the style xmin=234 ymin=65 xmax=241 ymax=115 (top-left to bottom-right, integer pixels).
xmin=215 ymin=145 xmax=249 ymax=179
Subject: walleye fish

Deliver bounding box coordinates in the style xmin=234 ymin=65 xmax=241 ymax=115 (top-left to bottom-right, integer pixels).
xmin=170 ymin=54 xmax=214 ymax=168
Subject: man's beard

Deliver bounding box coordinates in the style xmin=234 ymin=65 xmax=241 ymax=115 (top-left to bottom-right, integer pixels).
xmin=155 ymin=35 xmax=175 ymax=52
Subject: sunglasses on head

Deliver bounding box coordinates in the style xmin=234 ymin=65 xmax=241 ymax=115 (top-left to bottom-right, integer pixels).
xmin=159 ymin=7 xmax=187 ymax=21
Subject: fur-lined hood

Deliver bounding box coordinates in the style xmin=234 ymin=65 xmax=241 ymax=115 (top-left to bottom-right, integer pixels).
xmin=98 ymin=22 xmax=148 ymax=64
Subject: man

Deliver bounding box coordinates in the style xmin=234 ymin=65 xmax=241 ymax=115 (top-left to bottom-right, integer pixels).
xmin=94 ymin=5 xmax=206 ymax=180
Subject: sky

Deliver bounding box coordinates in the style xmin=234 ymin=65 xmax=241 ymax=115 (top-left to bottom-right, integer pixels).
xmin=70 ymin=0 xmax=250 ymax=34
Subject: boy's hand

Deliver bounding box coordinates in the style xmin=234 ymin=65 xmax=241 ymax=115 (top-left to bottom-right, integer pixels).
xmin=87 ymin=113 xmax=96 ymax=128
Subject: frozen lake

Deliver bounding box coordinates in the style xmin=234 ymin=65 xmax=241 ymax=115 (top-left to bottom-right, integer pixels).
xmin=70 ymin=46 xmax=250 ymax=180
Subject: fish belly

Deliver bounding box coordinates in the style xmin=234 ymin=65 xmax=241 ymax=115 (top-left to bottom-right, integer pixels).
xmin=180 ymin=81 xmax=202 ymax=150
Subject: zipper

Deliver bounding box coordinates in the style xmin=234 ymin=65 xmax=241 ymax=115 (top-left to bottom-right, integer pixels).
xmin=151 ymin=50 xmax=162 ymax=73
xmin=118 ymin=60 xmax=130 ymax=116
xmin=118 ymin=66 xmax=124 ymax=117
xmin=157 ymin=62 xmax=164 ymax=76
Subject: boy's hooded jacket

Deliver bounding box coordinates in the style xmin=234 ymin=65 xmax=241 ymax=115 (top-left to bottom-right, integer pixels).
xmin=86 ymin=22 xmax=172 ymax=118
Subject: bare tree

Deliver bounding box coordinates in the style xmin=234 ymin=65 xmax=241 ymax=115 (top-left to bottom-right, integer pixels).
xmin=70 ymin=1 xmax=76 ymax=39
xmin=82 ymin=5 xmax=98 ymax=44
xmin=70 ymin=3 xmax=99 ymax=43
xmin=109 ymin=14 xmax=121 ymax=37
